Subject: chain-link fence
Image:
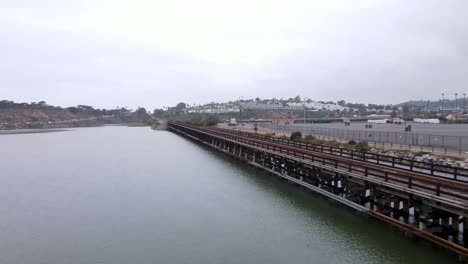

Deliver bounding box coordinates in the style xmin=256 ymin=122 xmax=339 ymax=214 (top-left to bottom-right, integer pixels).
xmin=259 ymin=124 xmax=468 ymax=155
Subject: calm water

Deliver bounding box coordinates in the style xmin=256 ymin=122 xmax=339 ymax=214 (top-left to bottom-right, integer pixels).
xmin=0 ymin=126 xmax=459 ymax=264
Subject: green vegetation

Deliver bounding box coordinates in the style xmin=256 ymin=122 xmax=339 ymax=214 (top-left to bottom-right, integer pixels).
xmin=414 ymin=151 xmax=432 ymax=157
xmin=290 ymin=131 xmax=303 ymax=141
xmin=327 ymin=140 xmax=341 ymax=147
xmin=356 ymin=141 xmax=371 ymax=153
xmin=204 ymin=116 xmax=220 ymax=126
xmin=186 ymin=115 xmax=221 ymax=126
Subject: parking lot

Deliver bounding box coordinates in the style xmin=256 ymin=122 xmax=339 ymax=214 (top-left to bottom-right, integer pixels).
xmin=293 ymin=122 xmax=468 ymax=137
xmin=258 ymin=122 xmax=468 ymax=153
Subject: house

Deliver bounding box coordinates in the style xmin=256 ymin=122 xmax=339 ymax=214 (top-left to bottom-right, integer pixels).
xmin=272 ymin=117 xmax=295 ymax=125
xmin=446 ymin=113 xmax=465 ymax=120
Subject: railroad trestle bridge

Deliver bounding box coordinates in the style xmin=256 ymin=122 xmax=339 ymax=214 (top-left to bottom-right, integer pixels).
xmin=168 ymin=121 xmax=468 ymax=258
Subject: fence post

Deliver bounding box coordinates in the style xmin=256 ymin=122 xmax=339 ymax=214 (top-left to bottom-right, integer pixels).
xmin=459 ymin=136 xmax=462 ymax=155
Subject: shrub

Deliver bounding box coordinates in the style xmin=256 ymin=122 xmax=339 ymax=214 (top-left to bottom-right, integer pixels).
xmin=203 ymin=116 xmax=220 ymax=126
xmin=348 ymin=140 xmax=357 ymax=145
xmin=290 ymin=131 xmax=303 ymax=141
xmin=304 ymin=135 xmax=315 ymax=142
xmin=316 ymin=139 xmax=325 ymax=145
xmin=414 ymin=151 xmax=431 ymax=157
xmin=356 ymin=141 xmax=371 ymax=153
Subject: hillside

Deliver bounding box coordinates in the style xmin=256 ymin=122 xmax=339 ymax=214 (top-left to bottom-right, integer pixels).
xmin=0 ymin=100 xmax=153 ymax=129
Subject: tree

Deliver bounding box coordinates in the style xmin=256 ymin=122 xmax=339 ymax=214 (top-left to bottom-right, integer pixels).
xmin=153 ymin=109 xmax=165 ymax=115
xmin=136 ymin=107 xmax=148 ymax=116
xmin=175 ymin=102 xmax=187 ymax=110
xmin=402 ymin=103 xmax=410 ymax=114
xmin=290 ymin=131 xmax=302 ymax=141
xmin=0 ymin=100 xmax=14 ymax=109
xmin=356 ymin=141 xmax=371 ymax=153
xmin=67 ymin=107 xmax=81 ymax=114
xmin=203 ymin=116 xmax=220 ymax=126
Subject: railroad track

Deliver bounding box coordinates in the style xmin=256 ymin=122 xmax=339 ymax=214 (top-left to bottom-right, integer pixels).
xmin=172 ymin=122 xmax=468 ymax=207
xmin=212 ymin=126 xmax=468 ymax=183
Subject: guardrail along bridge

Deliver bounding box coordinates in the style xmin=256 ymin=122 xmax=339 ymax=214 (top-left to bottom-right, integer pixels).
xmin=168 ymin=122 xmax=468 ymax=258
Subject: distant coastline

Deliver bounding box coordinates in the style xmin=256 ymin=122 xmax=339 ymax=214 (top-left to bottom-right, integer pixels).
xmin=0 ymin=100 xmax=156 ymax=131
xmin=0 ymin=128 xmax=70 ymax=135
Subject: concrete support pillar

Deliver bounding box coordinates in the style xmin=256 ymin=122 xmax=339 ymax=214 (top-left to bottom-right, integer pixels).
xmin=369 ymin=187 xmax=376 ymax=211
xmin=441 ymin=217 xmax=451 ymax=231
xmin=464 ymin=217 xmax=468 ymax=244
xmin=419 ymin=216 xmax=427 ymax=230
xmin=418 ymin=205 xmax=432 ymax=232
xmin=373 ymin=201 xmax=379 ymax=212
xmin=451 ymin=215 xmax=460 ymax=232
xmin=402 ymin=201 xmax=409 ymax=215
xmin=401 ymin=200 xmax=410 ymax=222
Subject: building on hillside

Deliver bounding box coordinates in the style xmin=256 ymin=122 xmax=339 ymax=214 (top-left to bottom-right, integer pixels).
xmin=446 ymin=113 xmax=466 ymax=120
xmin=272 ymin=117 xmax=295 ymax=125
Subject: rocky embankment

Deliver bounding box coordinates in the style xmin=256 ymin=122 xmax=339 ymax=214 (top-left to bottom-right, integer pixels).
xmin=372 ymin=150 xmax=468 ymax=169
xmin=150 ymin=119 xmax=167 ymax=130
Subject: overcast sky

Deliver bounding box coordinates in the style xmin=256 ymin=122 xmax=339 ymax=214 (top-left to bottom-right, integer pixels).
xmin=1 ymin=0 xmax=467 ymax=110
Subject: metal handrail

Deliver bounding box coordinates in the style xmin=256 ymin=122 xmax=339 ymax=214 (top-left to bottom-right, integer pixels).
xmin=213 ymin=127 xmax=468 ymax=182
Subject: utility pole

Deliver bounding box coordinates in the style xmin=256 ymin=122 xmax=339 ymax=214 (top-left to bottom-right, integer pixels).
xmin=455 ymin=93 xmax=458 ymax=121
xmin=441 ymin=93 xmax=445 ymax=111
xmin=464 ymin=93 xmax=466 ymax=112
xmin=302 ymin=97 xmax=308 ymax=125
xmin=464 ymin=93 xmax=466 ymax=121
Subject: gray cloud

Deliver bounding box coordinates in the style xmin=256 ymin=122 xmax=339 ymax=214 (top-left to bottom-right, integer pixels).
xmin=1 ymin=0 xmax=467 ymax=110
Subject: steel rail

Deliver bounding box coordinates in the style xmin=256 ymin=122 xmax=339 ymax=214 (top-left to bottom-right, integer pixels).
xmin=212 ymin=126 xmax=468 ymax=183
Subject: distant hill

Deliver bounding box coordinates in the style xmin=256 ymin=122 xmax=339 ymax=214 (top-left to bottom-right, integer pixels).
xmin=0 ymin=100 xmax=153 ymax=129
